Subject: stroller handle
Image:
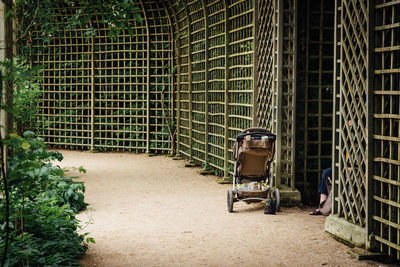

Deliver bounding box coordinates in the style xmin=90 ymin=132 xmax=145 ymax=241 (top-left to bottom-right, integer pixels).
xmin=236 ymin=132 xmax=276 ymax=142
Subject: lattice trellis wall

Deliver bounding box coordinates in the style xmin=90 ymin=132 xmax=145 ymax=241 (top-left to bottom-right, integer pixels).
xmin=255 ymin=0 xmax=275 ymax=133
xmin=373 ymin=0 xmax=400 ymax=260
xmin=168 ymin=0 xmax=254 ymax=177
xmin=330 ymin=0 xmax=400 ymax=259
xmin=296 ymin=0 xmax=334 ymax=203
xmin=33 ymin=0 xmax=301 ymax=188
xmin=35 ymin=0 xmax=255 ymax=177
xmin=279 ymin=0 xmax=296 ymax=188
xmin=35 ymin=0 xmax=172 ymax=152
xmin=35 ymin=3 xmax=92 ymax=149
xmin=255 ymin=0 xmax=296 ymax=189
xmin=332 ymin=0 xmax=369 ymax=227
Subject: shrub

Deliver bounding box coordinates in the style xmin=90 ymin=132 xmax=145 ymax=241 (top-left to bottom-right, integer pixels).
xmin=0 ymin=58 xmax=44 ymax=135
xmin=0 ymin=132 xmax=92 ymax=266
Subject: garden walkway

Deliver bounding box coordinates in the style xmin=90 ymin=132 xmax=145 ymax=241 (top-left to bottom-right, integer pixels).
xmin=58 ymin=151 xmax=384 ymax=267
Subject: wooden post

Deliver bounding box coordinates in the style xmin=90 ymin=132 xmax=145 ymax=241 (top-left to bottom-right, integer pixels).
xmin=366 ymin=0 xmax=375 ymax=249
xmin=319 ymin=1 xmax=324 ymax=189
xmin=337 ymin=0 xmax=344 ymax=217
xmin=275 ymin=0 xmax=283 ymax=188
xmin=201 ymin=0 xmax=210 ymax=166
xmin=253 ymin=0 xmax=259 ymax=128
xmin=140 ymin=0 xmax=151 ymax=154
xmin=183 ymin=4 xmax=193 ymax=162
xmin=90 ymin=35 xmax=95 ymax=150
xmin=175 ymin=37 xmax=181 ymax=156
xmin=223 ymin=0 xmax=230 ymax=179
xmin=304 ymin=0 xmax=311 ymax=195
xmin=292 ymin=0 xmax=297 ymax=190
xmin=331 ymin=0 xmax=339 ymax=215
xmin=166 ymin=0 xmax=181 ymax=157
xmin=162 ymin=1 xmax=176 ymax=155
xmin=4 ymin=0 xmax=13 ymax=134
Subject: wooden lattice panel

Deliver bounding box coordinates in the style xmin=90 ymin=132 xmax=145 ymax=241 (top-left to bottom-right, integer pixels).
xmin=296 ymin=0 xmax=334 ymax=203
xmin=227 ymin=0 xmax=255 ymax=173
xmin=36 ymin=3 xmax=92 ymax=149
xmin=255 ymin=0 xmax=297 ymax=188
xmin=280 ymin=0 xmax=296 ymax=188
xmin=175 ymin=0 xmax=191 ymax=158
xmin=36 ymin=1 xmax=172 ymax=152
xmin=36 ymin=0 xmax=256 ymax=178
xmin=204 ymin=0 xmax=226 ymax=173
xmin=189 ymin=0 xmax=206 ymax=163
xmin=146 ymin=1 xmax=173 ymax=152
xmin=373 ymin=0 xmax=400 ymax=260
xmin=92 ymin=4 xmax=148 ymax=151
xmin=256 ymin=0 xmax=275 ymax=132
xmin=169 ymin=0 xmax=255 ymax=176
xmin=333 ymin=0 xmax=368 ymax=226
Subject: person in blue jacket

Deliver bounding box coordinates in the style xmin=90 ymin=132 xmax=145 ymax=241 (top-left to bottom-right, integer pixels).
xmin=309 ymin=167 xmax=332 ymax=215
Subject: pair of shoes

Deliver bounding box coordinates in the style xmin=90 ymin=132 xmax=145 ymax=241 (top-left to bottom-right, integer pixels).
xmin=309 ymin=209 xmax=322 ymax=215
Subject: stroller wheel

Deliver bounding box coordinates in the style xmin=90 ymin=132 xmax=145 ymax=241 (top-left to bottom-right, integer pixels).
xmin=274 ymin=188 xmax=280 ymax=212
xmin=227 ymin=189 xmax=234 ymax=212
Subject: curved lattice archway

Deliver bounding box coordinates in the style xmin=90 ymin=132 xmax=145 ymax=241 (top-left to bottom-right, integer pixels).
xmin=35 ymin=0 xmax=257 ymax=179
xmin=30 ymin=0 xmax=400 ymax=259
xmin=35 ymin=1 xmax=173 ymax=152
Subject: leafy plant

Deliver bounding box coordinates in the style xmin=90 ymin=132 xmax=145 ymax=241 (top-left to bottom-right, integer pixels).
xmin=14 ymin=0 xmax=142 ymax=60
xmin=0 ymin=198 xmax=89 ymax=266
xmin=0 ymin=131 xmax=91 ymax=266
xmin=0 ymin=58 xmax=44 ymax=135
xmin=5 ymin=131 xmax=88 ymax=212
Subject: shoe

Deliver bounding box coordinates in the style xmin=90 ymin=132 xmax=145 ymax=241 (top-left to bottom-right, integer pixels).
xmin=309 ymin=209 xmax=322 ymax=215
xmin=264 ymin=198 xmax=276 ymax=214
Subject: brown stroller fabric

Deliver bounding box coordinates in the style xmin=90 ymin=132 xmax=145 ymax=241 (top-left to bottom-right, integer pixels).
xmin=233 ymin=128 xmax=275 ymax=178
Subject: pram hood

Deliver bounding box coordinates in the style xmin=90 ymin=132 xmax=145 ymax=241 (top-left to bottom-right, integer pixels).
xmin=233 ymin=128 xmax=276 ymax=177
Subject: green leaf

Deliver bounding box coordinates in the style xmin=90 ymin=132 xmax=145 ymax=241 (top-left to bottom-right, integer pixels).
xmin=66 ymin=188 xmax=74 ymax=197
xmin=133 ymin=13 xmax=143 ymax=23
xmin=23 ymin=130 xmax=36 ymax=138
xmin=57 ymin=181 xmax=68 ymax=188
xmin=86 ymin=237 xmax=95 ymax=244
xmin=1 ymin=105 xmax=17 ymax=114
xmin=78 ymin=166 xmax=86 ymax=173
xmin=5 ymin=9 xmax=13 ymax=19
xmin=9 ymin=133 xmax=21 ymax=139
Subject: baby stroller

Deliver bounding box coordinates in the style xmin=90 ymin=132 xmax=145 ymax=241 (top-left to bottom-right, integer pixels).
xmin=227 ymin=128 xmax=280 ymax=213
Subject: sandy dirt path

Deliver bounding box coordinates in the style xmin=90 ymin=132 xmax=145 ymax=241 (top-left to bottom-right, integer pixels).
xmin=57 ymin=150 xmax=386 ymax=267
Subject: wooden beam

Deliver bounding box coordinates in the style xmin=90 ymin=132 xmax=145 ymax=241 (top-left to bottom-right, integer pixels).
xmin=253 ymin=0 xmax=259 ymax=127
xmin=4 ymin=0 xmax=13 ymax=134
xmin=162 ymin=0 xmax=176 ymax=155
xmin=292 ymin=0 xmax=297 ymax=190
xmin=90 ymin=35 xmax=95 ymax=150
xmin=366 ymin=0 xmax=376 ymax=249
xmin=275 ymin=0 xmax=284 ymax=187
xmin=139 ymin=0 xmax=151 ymax=154
xmin=224 ymin=0 xmax=230 ymax=179
xmin=183 ymin=3 xmax=193 ymax=161
xmin=331 ymin=0 xmax=339 ymax=215
xmin=201 ymin=0 xmax=210 ymax=165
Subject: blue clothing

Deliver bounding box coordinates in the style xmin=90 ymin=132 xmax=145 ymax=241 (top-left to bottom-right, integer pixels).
xmin=318 ymin=168 xmax=332 ymax=195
